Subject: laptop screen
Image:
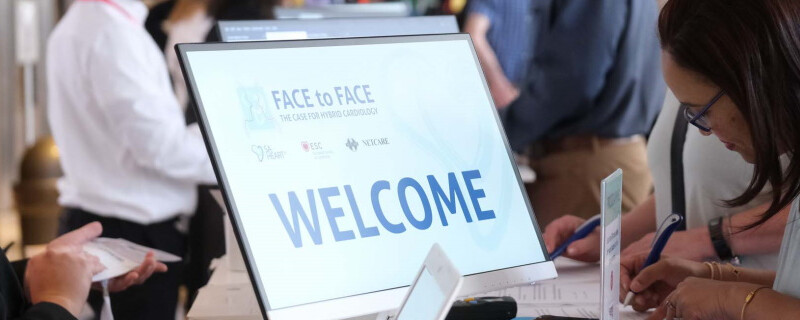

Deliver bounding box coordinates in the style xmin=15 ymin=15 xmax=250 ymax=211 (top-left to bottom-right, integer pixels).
xmin=178 ymin=34 xmax=547 ymax=311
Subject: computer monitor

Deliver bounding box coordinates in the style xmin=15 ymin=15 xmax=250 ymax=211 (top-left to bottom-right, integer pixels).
xmin=217 ymin=16 xmax=458 ymax=42
xmin=274 ymin=2 xmax=411 ymax=20
xmin=176 ymin=34 xmax=556 ymax=320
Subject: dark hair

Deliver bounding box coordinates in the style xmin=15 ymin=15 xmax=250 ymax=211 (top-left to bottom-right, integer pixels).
xmin=207 ymin=0 xmax=277 ymax=20
xmin=659 ymin=0 xmax=800 ymax=229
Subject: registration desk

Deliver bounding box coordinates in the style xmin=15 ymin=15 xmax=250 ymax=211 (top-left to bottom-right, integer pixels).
xmin=191 ymin=191 xmax=650 ymax=320
xmin=187 ymin=252 xmax=650 ymax=320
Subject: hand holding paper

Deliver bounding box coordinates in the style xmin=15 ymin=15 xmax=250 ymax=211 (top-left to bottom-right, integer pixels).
xmin=85 ymin=237 xmax=176 ymax=284
xmin=26 ymin=222 xmax=105 ymax=317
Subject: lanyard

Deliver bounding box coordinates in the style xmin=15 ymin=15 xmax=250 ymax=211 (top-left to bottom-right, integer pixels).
xmin=79 ymin=0 xmax=136 ymax=23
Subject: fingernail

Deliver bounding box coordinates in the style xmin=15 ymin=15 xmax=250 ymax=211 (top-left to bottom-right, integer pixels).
xmin=635 ymin=296 xmax=646 ymax=306
xmin=631 ymin=280 xmax=640 ymax=291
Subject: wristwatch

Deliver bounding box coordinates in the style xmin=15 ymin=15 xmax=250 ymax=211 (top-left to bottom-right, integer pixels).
xmin=708 ymin=217 xmax=734 ymax=261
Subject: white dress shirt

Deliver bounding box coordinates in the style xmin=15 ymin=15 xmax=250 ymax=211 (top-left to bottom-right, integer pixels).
xmin=47 ymin=0 xmax=216 ymax=225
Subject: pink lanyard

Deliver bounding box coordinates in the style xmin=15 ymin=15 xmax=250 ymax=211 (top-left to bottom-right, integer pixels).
xmin=79 ymin=0 xmax=136 ymax=23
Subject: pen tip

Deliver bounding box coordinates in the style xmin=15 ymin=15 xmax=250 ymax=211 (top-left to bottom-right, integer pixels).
xmin=623 ymin=292 xmax=634 ymax=307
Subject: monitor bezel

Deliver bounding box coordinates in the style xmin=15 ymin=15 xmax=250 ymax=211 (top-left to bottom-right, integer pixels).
xmin=175 ymin=34 xmax=555 ymax=320
xmin=216 ymin=16 xmax=458 ymax=42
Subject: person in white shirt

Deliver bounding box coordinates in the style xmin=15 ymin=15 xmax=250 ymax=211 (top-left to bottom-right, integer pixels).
xmin=46 ymin=0 xmax=216 ymax=318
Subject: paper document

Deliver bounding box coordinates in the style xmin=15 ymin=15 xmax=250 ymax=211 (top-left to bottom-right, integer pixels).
xmin=85 ymin=238 xmax=182 ymax=282
xmin=517 ymin=305 xmax=649 ymax=320
xmin=486 ymin=283 xmax=599 ymax=305
xmin=523 ymin=305 xmax=600 ymax=318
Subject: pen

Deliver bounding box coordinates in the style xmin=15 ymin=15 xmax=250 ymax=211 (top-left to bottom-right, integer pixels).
xmin=623 ymin=213 xmax=684 ymax=307
xmin=549 ymin=214 xmax=602 ymax=259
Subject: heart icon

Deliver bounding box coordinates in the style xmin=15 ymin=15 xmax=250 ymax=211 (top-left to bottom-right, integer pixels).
xmin=251 ymin=145 xmax=265 ymax=162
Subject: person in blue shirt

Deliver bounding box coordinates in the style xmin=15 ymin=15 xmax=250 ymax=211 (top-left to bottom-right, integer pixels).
xmin=503 ymin=0 xmax=666 ymax=227
xmin=463 ymin=0 xmax=532 ymax=109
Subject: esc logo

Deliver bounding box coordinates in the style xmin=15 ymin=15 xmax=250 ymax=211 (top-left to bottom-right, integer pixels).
xmin=301 ymin=141 xmax=322 ymax=152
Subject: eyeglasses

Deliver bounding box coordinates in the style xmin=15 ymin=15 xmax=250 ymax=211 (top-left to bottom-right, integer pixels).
xmin=683 ymin=90 xmax=726 ymax=132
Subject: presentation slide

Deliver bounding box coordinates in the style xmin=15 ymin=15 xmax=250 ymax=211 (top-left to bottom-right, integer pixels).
xmin=185 ymin=39 xmax=546 ymax=310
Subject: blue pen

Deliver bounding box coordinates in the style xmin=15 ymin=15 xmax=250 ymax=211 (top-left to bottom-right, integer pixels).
xmin=623 ymin=213 xmax=684 ymax=307
xmin=549 ymin=214 xmax=602 ymax=259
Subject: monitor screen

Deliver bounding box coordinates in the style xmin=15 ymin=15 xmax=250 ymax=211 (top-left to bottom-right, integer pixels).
xmin=273 ymin=3 xmax=411 ymax=20
xmin=177 ymin=34 xmax=549 ymax=318
xmin=217 ymin=16 xmax=458 ymax=42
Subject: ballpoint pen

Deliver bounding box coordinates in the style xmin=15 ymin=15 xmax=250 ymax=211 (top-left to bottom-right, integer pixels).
xmin=623 ymin=213 xmax=684 ymax=307
xmin=549 ymin=214 xmax=602 ymax=259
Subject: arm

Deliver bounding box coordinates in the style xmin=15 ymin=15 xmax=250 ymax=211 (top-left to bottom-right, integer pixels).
xmin=87 ymin=30 xmax=216 ymax=185
xmin=463 ymin=13 xmax=518 ymax=109
xmin=13 ymin=303 xmax=77 ymax=320
xmin=727 ymin=202 xmax=788 ymax=256
xmin=542 ymin=194 xmax=656 ymax=262
xmin=622 ymin=201 xmax=788 ymax=261
xmin=503 ymin=0 xmax=625 ymax=151
xmin=620 ymin=194 xmax=657 ymax=248
xmin=650 ymin=279 xmax=796 ymax=320
xmin=620 ymin=255 xmax=776 ymax=313
xmin=739 ymin=288 xmax=800 ymax=320
xmin=22 ymin=223 xmax=167 ymax=319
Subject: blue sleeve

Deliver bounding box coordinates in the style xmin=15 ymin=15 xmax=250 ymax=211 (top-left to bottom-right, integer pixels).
xmin=502 ymin=0 xmax=628 ymax=151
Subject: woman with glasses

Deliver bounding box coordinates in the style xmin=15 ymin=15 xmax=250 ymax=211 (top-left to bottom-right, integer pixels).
xmin=620 ymin=0 xmax=800 ymax=319
xmin=543 ymin=88 xmax=788 ymax=268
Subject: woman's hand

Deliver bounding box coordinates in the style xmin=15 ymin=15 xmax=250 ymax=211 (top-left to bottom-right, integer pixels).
xmin=26 ymin=222 xmax=106 ymax=317
xmin=542 ymin=215 xmax=601 ymax=262
xmin=619 ymin=254 xmax=709 ymax=312
xmin=656 ymin=278 xmax=755 ymax=320
xmin=94 ymin=251 xmax=168 ymax=292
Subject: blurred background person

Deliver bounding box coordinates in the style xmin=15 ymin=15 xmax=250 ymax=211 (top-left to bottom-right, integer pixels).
xmin=463 ymin=0 xmax=532 ymax=109
xmin=146 ymin=0 xmax=213 ymax=112
xmin=503 ymin=0 xmax=665 ymax=227
xmin=46 ymin=0 xmax=218 ymax=318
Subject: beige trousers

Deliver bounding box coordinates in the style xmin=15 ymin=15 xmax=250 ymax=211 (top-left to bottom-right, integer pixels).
xmin=526 ymin=139 xmax=652 ymax=227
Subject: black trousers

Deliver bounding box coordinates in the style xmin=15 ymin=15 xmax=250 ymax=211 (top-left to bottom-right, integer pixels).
xmin=59 ymin=208 xmax=186 ymax=320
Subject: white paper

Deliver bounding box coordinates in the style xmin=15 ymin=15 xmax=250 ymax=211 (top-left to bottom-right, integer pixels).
xmin=85 ymin=238 xmax=182 ymax=282
xmin=502 ymin=283 xmax=600 ymax=305
xmin=92 ymin=238 xmax=182 ymax=262
xmin=517 ymin=304 xmax=650 ymax=320
xmin=84 ymin=244 xmax=140 ymax=282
